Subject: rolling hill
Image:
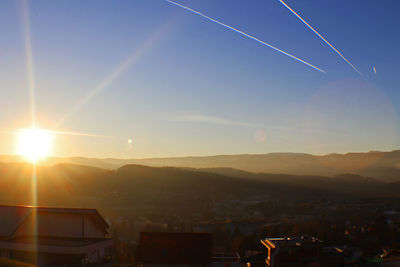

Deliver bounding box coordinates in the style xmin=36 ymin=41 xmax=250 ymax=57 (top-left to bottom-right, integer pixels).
xmin=2 ymin=150 xmax=400 ymax=181
xmin=0 ymin=162 xmax=399 ymax=213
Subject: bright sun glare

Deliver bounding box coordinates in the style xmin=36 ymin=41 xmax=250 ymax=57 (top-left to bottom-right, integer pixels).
xmin=18 ymin=128 xmax=53 ymax=163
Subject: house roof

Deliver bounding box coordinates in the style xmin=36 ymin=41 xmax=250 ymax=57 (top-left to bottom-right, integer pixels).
xmin=0 ymin=256 xmax=38 ymax=267
xmin=0 ymin=205 xmax=109 ymax=238
xmin=261 ymin=235 xmax=323 ymax=250
xmin=135 ymin=232 xmax=212 ymax=264
xmin=0 ymin=237 xmax=113 ymax=255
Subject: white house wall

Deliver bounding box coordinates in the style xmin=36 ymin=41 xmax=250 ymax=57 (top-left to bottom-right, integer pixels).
xmin=83 ymin=215 xmax=105 ymax=238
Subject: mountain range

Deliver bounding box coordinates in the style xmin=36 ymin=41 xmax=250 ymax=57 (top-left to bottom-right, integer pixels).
xmin=0 ymin=160 xmax=400 ymax=212
xmin=1 ymin=149 xmax=400 ymax=181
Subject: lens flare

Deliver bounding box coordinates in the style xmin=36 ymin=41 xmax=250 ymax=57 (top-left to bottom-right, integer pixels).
xmin=254 ymin=129 xmax=267 ymax=143
xmin=301 ymin=79 xmax=397 ymax=162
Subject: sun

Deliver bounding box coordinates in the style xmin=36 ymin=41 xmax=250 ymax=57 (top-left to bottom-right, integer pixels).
xmin=18 ymin=128 xmax=53 ymax=163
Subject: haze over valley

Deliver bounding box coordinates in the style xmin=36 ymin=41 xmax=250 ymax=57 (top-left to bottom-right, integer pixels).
xmin=2 ymin=149 xmax=400 ymax=181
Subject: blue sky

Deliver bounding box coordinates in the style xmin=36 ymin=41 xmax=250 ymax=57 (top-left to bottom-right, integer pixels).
xmin=0 ymin=0 xmax=399 ymax=158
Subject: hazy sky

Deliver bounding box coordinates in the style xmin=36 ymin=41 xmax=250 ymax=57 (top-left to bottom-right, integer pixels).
xmin=1 ymin=0 xmax=400 ymax=158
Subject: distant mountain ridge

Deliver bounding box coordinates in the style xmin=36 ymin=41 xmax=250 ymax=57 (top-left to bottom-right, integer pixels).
xmin=0 ymin=162 xmax=399 ymax=211
xmin=1 ymin=149 xmax=400 ymax=182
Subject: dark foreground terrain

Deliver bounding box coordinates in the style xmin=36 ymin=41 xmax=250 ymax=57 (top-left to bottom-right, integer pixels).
xmin=1 ymin=161 xmax=400 ymax=263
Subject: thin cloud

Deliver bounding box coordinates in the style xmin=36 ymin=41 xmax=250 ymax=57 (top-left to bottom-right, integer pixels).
xmin=168 ymin=114 xmax=297 ymax=131
xmin=169 ymin=114 xmax=350 ymax=136
xmin=0 ymin=128 xmax=111 ymax=138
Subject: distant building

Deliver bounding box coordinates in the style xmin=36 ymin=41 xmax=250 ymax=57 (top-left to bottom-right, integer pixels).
xmin=379 ymin=249 xmax=400 ymax=265
xmin=136 ymin=232 xmax=212 ymax=266
xmin=212 ymin=252 xmax=242 ymax=267
xmin=261 ymin=235 xmax=343 ymax=267
xmin=135 ymin=232 xmax=243 ymax=267
xmin=0 ymin=205 xmax=113 ymax=267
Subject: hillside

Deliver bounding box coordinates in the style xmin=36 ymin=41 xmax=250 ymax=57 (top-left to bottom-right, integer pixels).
xmin=0 ymin=162 xmax=399 ymax=214
xmin=2 ymin=150 xmax=400 ymax=181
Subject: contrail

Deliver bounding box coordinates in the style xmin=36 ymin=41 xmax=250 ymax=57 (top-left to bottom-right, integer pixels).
xmin=278 ymin=0 xmax=363 ymax=77
xmin=165 ymin=0 xmax=325 ymax=73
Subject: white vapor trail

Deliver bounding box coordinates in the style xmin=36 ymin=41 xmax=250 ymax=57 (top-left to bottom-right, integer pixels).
xmin=278 ymin=0 xmax=363 ymax=77
xmin=166 ymin=0 xmax=325 ymax=73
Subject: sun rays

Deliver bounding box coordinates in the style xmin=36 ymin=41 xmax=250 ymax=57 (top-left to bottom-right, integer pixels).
xmin=21 ymin=0 xmax=367 ymax=148
xmin=7 ymin=2 xmax=388 ymax=265
xmin=15 ymin=127 xmax=110 ymax=163
xmin=21 ymin=0 xmax=36 ymax=127
xmin=55 ymin=19 xmax=174 ymax=129
xmin=17 ymin=0 xmax=162 ymax=166
xmin=17 ymin=0 xmax=368 ymax=164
